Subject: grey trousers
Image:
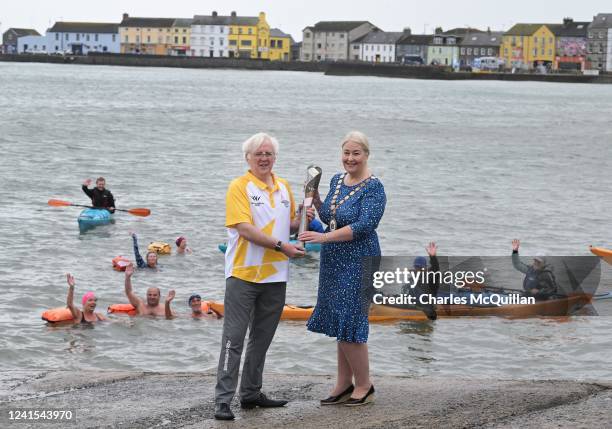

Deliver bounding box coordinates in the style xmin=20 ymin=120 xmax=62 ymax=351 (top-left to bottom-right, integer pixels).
xmin=214 ymin=276 xmax=286 ymax=404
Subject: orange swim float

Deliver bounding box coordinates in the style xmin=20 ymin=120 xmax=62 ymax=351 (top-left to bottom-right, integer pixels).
xmin=112 ymin=256 xmax=132 ymax=271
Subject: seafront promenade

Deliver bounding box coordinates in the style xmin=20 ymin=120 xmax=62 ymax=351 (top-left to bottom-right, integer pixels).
xmin=2 ymin=53 xmax=612 ymax=84
xmin=1 ymin=371 xmax=610 ymax=428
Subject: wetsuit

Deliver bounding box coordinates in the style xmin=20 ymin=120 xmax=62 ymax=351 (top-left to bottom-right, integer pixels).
xmin=132 ymin=235 xmax=149 ymax=269
xmin=82 ymin=185 xmax=115 ymax=212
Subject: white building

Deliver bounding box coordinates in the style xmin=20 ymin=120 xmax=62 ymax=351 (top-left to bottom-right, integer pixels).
xmin=352 ymin=31 xmax=403 ymax=62
xmin=17 ymin=34 xmax=48 ymax=53
xmin=191 ymin=12 xmax=229 ymax=58
xmin=46 ymin=21 xmax=120 ymax=55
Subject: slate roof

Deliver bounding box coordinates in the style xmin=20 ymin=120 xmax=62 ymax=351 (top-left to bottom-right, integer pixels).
xmin=397 ymin=34 xmax=434 ymax=45
xmin=48 ymin=22 xmax=119 ymax=34
xmin=459 ymin=31 xmax=504 ymax=46
xmin=353 ymin=31 xmax=403 ymax=44
xmin=504 ymin=23 xmax=556 ymax=36
xmin=173 ymin=18 xmax=193 ymax=27
xmin=6 ymin=28 xmax=41 ymax=37
xmin=443 ymin=27 xmax=484 ymax=36
xmin=552 ymin=20 xmax=589 ymax=37
xmin=312 ymin=21 xmax=372 ymax=32
xmin=588 ymin=14 xmax=612 ymax=30
xmin=119 ymin=17 xmax=176 ymax=28
xmin=270 ymin=28 xmax=292 ymax=38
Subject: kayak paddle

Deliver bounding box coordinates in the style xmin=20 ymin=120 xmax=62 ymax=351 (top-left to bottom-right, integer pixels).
xmin=48 ymin=199 xmax=151 ymax=217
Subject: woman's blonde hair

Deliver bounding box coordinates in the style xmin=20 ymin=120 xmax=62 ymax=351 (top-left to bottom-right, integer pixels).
xmin=341 ymin=131 xmax=370 ymax=155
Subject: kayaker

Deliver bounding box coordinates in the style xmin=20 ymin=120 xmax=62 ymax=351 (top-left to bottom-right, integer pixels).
xmin=130 ymin=232 xmax=158 ymax=269
xmin=82 ymin=177 xmax=115 ymax=213
xmin=402 ymin=242 xmax=439 ymax=320
xmin=124 ymin=264 xmax=175 ymax=317
xmin=188 ymin=294 xmax=222 ymax=319
xmin=176 ymin=236 xmax=192 ymax=254
xmin=65 ymin=273 xmax=107 ymax=323
xmin=511 ymin=239 xmax=558 ymax=300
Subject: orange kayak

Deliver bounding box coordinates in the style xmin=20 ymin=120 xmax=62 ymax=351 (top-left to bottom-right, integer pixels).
xmin=106 ymin=302 xmax=214 ymax=316
xmin=209 ymin=294 xmax=592 ymax=322
xmin=590 ymin=246 xmax=612 ymax=265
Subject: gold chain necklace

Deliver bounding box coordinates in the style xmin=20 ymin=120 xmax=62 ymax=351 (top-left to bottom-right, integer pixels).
xmin=329 ymin=173 xmax=374 ymax=231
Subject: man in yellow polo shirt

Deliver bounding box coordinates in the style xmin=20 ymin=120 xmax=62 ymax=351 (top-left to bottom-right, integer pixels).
xmin=214 ymin=132 xmax=310 ymax=421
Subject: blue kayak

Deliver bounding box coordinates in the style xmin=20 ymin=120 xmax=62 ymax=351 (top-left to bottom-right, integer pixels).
xmin=218 ymin=240 xmax=321 ymax=254
xmin=78 ymin=208 xmax=112 ymax=232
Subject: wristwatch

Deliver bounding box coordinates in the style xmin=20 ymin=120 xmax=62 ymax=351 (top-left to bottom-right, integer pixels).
xmin=274 ymin=241 xmax=283 ymax=252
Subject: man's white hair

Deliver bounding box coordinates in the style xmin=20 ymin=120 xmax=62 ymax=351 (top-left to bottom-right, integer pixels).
xmin=242 ymin=133 xmax=279 ymax=160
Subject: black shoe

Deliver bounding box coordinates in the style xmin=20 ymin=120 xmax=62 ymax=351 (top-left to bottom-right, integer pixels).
xmin=214 ymin=403 xmax=235 ymax=420
xmin=320 ymin=384 xmax=354 ymax=405
xmin=240 ymin=393 xmax=288 ymax=409
xmin=344 ymin=385 xmax=375 ymax=407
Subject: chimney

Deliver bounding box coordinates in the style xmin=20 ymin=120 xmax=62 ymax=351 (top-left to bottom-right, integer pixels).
xmin=122 ymin=13 xmax=129 ymax=21
xmin=487 ymin=26 xmax=491 ymax=34
xmin=212 ymin=11 xmax=218 ymax=17
xmin=403 ymin=27 xmax=411 ymax=35
xmin=231 ymin=11 xmax=237 ymax=17
xmin=563 ymin=17 xmax=573 ymax=27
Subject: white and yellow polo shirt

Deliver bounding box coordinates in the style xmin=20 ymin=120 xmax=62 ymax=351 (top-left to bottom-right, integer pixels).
xmin=225 ymin=171 xmax=296 ymax=283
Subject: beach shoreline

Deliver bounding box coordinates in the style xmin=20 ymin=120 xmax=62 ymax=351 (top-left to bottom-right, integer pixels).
xmin=1 ymin=370 xmax=610 ymax=428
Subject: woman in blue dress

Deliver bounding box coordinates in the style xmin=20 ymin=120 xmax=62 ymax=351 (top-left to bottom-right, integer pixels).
xmin=299 ymin=131 xmax=386 ymax=407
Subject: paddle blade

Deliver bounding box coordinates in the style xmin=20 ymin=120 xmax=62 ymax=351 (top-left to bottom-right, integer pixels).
xmin=48 ymin=199 xmax=72 ymax=207
xmin=127 ymin=208 xmax=151 ymax=217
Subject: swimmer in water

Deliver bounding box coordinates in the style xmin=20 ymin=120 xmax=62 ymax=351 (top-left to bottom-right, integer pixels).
xmin=176 ymin=236 xmax=192 ymax=254
xmin=124 ymin=264 xmax=175 ymax=318
xmin=66 ymin=273 xmax=107 ymax=323
xmin=189 ymin=294 xmax=222 ymax=319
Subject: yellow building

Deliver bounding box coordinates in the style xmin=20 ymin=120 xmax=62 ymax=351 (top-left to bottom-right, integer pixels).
xmin=269 ymin=28 xmax=292 ymax=61
xmin=501 ymin=24 xmax=557 ymax=70
xmin=228 ymin=11 xmax=270 ymax=59
xmin=169 ymin=18 xmax=192 ymax=56
xmin=119 ymin=14 xmax=176 ymax=55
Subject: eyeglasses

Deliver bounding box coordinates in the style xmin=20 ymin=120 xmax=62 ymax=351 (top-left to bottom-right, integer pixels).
xmin=253 ymin=152 xmax=275 ymax=159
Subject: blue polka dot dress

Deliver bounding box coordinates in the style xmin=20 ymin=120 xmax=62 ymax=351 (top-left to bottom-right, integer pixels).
xmin=307 ymin=173 xmax=386 ymax=343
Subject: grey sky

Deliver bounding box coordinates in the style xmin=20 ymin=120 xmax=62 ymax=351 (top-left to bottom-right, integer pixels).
xmin=2 ymin=0 xmax=610 ymax=41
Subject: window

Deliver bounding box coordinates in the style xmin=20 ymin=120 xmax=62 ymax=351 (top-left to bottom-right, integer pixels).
xmin=278 ymin=40 xmax=283 ymax=48
xmin=248 ymin=28 xmax=252 ymax=35
xmin=487 ymin=48 xmax=492 ymax=55
xmin=241 ymin=40 xmax=252 ymax=46
xmin=166 ymin=36 xmax=171 ymax=43
xmin=540 ymin=48 xmax=544 ymax=55
xmin=353 ymin=44 xmax=359 ymax=50
xmin=229 ymin=40 xmax=237 ymax=46
xmin=340 ymin=34 xmax=345 ymax=38
xmin=56 ymin=46 xmax=59 ymax=50
xmin=305 ymin=53 xmax=310 ymax=59
xmin=512 ymin=36 xmax=516 ymax=45
xmin=317 ymin=43 xmax=322 ymax=49
xmin=467 ymin=48 xmax=472 ymax=55
xmin=183 ymin=37 xmax=186 ymax=43
xmin=548 ymin=49 xmax=552 ymax=55
xmin=461 ymin=47 xmax=465 ymax=55
xmin=210 ymin=38 xmax=215 ymax=45
xmin=271 ymin=40 xmax=277 ymax=48
xmin=220 ymin=27 xmax=224 ymax=33
xmin=158 ymin=36 xmax=162 ymax=43
xmin=112 ymin=35 xmax=116 ymax=42
xmin=56 ymin=33 xmax=59 ymax=40
xmin=534 ymin=37 xmax=538 ymax=43
xmin=86 ymin=35 xmax=90 ymax=42
xmin=136 ymin=36 xmax=140 ymax=43
xmin=175 ymin=29 xmax=178 ymax=33
xmin=239 ymin=28 xmax=242 ymax=34
xmin=124 ymin=35 xmax=128 ymax=43
xmin=533 ymin=48 xmax=537 ymax=55
xmin=95 ymin=34 xmax=99 ymax=42
xmin=66 ymin=34 xmax=69 ymax=40
xmin=219 ymin=38 xmax=223 ymax=45
xmin=229 ymin=28 xmax=233 ymax=34
xmin=481 ymin=48 xmax=486 ymax=55
xmin=504 ymin=48 xmax=508 ymax=55
xmin=175 ymin=36 xmax=178 ymax=43
xmin=147 ymin=36 xmax=151 ymax=43
xmin=183 ymin=29 xmax=186 ymax=33
xmin=600 ymin=32 xmax=605 ymax=39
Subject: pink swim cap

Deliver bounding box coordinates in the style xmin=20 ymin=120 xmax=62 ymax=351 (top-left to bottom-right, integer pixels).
xmin=82 ymin=292 xmax=96 ymax=306
xmin=176 ymin=236 xmax=186 ymax=247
